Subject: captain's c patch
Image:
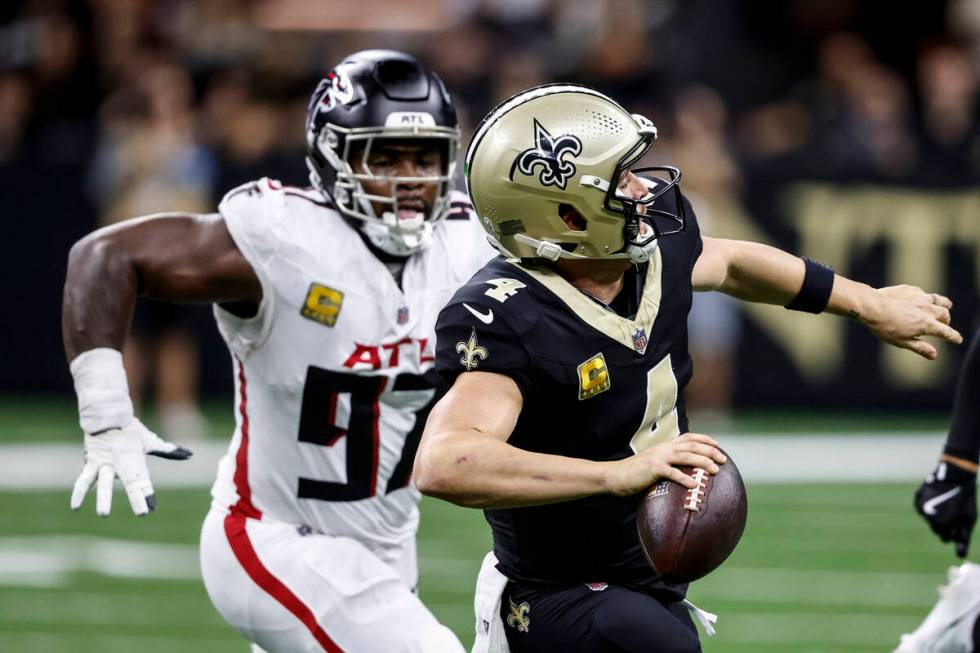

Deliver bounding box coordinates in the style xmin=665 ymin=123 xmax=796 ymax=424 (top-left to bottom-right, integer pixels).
xmin=577 ymin=352 xmax=610 ymax=400
xmin=301 ymin=282 xmax=344 ymax=327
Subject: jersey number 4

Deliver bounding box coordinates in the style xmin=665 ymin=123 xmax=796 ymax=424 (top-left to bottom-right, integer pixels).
xmin=296 ymin=366 xmax=436 ymax=502
xmin=629 ymin=354 xmax=681 ymax=453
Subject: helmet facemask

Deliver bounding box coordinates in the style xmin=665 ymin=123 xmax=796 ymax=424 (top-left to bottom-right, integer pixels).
xmin=303 ymin=50 xmax=462 ymax=257
xmin=310 ymin=125 xmax=459 ymax=256
xmin=606 ymin=148 xmax=686 ymax=264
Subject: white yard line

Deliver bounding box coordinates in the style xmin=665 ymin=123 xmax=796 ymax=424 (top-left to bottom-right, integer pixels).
xmin=0 ymin=535 xmax=200 ymax=587
xmin=721 ymin=432 xmax=946 ymax=482
xmin=0 ymin=441 xmax=229 ymax=490
xmin=0 ymin=432 xmax=945 ymax=491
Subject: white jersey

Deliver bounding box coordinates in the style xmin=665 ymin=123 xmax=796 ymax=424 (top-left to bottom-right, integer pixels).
xmin=210 ymin=178 xmax=495 ymax=558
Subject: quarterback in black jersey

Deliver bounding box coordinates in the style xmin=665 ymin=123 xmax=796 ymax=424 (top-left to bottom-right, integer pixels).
xmin=414 ymin=84 xmax=962 ymax=653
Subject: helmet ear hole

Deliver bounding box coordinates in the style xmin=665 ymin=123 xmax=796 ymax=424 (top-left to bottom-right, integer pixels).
xmin=558 ymin=203 xmax=587 ymax=231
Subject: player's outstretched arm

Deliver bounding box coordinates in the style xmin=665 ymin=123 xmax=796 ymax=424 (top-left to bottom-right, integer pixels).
xmin=692 ymin=236 xmax=962 ymax=360
xmin=63 ymin=213 xmax=262 ymax=516
xmin=413 ymin=371 xmax=725 ymax=509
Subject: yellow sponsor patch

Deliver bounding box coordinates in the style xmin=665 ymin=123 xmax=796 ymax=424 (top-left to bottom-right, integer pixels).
xmin=300 ymin=282 xmax=344 ymax=327
xmin=577 ymin=352 xmax=610 ymax=400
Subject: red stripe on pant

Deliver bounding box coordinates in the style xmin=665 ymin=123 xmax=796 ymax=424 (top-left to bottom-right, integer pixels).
xmin=224 ymin=513 xmax=344 ymax=653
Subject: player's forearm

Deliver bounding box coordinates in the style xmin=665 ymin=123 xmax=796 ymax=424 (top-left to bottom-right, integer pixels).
xmin=708 ymin=238 xmax=883 ymax=319
xmin=708 ymin=239 xmax=808 ymax=304
xmin=62 ymin=231 xmax=139 ymax=360
xmin=823 ymin=275 xmax=879 ymax=321
xmin=414 ymin=429 xmax=612 ymax=509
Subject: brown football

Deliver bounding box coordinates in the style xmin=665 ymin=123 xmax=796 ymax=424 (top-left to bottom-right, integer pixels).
xmin=636 ymin=448 xmax=747 ymax=583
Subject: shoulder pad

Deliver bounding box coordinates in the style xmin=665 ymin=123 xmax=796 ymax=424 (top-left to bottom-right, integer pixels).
xmin=446 ymin=189 xmax=476 ymax=221
xmin=432 ymin=190 xmax=499 ymax=277
xmin=434 ymin=285 xmax=534 ymax=391
xmin=217 ymin=178 xmax=289 ymax=268
xmin=281 ymin=185 xmax=331 ymax=208
xmin=219 ymin=178 xmax=286 ymax=222
xmin=445 ymin=265 xmax=540 ymax=336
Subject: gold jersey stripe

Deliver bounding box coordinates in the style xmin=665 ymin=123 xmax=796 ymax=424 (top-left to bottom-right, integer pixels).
xmin=506 ymin=248 xmax=663 ymax=354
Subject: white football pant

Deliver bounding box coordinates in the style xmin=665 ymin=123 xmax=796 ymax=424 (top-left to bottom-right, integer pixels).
xmin=200 ymin=507 xmax=464 ymax=652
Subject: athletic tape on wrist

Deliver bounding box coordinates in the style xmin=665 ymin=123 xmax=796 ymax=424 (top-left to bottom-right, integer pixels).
xmin=70 ymin=348 xmax=134 ymax=434
xmin=943 ymin=445 xmax=980 ymax=467
xmin=785 ymin=257 xmax=835 ymax=314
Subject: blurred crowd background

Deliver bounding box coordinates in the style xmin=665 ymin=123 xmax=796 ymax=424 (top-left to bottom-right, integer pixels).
xmin=5 ymin=0 xmax=980 ymax=427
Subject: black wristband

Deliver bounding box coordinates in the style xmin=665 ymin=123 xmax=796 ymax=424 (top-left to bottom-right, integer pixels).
xmin=785 ymin=257 xmax=834 ymax=314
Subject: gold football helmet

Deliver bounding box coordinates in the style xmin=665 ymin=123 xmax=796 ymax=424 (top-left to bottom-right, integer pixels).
xmin=464 ymin=84 xmax=685 ymax=263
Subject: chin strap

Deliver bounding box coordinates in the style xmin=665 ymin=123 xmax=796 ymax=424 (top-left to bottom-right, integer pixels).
xmin=624 ymin=240 xmax=658 ymax=264
xmin=512 ymin=224 xmax=659 ymax=263
xmin=624 ymin=216 xmax=659 ymax=263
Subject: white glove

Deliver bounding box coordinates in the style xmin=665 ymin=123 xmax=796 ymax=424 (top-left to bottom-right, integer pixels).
xmin=69 ymin=348 xmax=192 ymax=516
xmin=70 ymin=418 xmax=192 ymax=516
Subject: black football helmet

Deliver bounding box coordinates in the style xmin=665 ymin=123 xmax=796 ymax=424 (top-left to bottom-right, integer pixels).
xmin=305 ymin=50 xmax=460 ymax=255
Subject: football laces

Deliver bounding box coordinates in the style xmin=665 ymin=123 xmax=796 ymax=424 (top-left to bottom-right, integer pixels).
xmin=684 ymin=468 xmax=708 ymax=513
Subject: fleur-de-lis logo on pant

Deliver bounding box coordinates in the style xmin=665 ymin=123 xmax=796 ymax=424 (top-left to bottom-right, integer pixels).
xmin=455 ymin=328 xmax=488 ymax=371
xmin=506 ymin=597 xmax=531 ymax=633
xmin=511 ymin=119 xmax=582 ymax=190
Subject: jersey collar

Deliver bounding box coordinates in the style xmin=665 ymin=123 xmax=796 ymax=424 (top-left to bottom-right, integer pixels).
xmin=507 ymin=248 xmax=663 ymax=354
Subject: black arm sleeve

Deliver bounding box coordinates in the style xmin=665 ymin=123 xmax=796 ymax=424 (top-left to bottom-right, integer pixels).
xmin=944 ymin=327 xmax=980 ymax=463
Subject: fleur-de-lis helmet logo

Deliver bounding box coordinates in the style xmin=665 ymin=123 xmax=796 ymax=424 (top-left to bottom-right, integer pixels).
xmin=510 ymin=119 xmax=583 ymax=190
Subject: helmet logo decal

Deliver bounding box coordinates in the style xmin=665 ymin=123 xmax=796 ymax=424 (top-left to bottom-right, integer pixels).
xmin=319 ymin=70 xmax=355 ymax=113
xmin=510 ymin=119 xmax=582 ymax=190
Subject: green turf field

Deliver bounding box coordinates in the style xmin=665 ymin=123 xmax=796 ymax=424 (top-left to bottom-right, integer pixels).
xmin=0 ymin=397 xmax=969 ymax=652
xmin=0 ymin=485 xmax=966 ymax=653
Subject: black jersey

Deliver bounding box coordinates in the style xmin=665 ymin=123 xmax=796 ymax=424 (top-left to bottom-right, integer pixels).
xmin=434 ymin=207 xmax=702 ymax=595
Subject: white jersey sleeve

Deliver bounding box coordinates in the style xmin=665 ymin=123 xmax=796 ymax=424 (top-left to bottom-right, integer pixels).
xmin=439 ymin=189 xmax=499 ymax=279
xmin=215 ymin=178 xmax=291 ymax=356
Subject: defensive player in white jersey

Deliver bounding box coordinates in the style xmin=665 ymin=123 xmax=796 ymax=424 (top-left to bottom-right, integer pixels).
xmin=62 ymin=50 xmax=495 ymax=652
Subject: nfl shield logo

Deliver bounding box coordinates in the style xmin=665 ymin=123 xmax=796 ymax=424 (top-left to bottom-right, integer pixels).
xmin=397 ymin=306 xmax=410 ymax=325
xmin=632 ymin=328 xmax=647 ymax=352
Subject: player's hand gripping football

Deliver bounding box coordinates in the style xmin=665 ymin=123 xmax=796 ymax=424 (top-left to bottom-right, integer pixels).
xmin=70 ymin=419 xmax=192 ymax=516
xmin=859 ymin=285 xmax=962 ymax=359
xmin=914 ymin=461 xmax=977 ymax=558
xmin=606 ymin=432 xmax=727 ymax=497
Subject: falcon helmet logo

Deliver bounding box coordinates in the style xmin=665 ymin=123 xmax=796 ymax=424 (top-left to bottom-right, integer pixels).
xmin=318 ymin=69 xmax=355 ymax=114
xmin=511 ymin=119 xmax=582 ymax=190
